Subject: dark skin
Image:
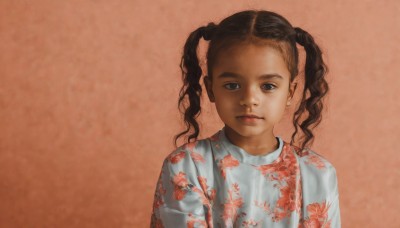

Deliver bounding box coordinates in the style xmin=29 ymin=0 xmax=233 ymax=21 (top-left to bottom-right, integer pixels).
xmin=204 ymin=43 xmax=297 ymax=156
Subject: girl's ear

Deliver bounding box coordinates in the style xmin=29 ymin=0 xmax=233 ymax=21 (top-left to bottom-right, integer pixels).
xmin=204 ymin=75 xmax=215 ymax=102
xmin=287 ymin=82 xmax=297 ymax=106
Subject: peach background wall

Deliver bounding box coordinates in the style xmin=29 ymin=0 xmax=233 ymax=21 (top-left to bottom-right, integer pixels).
xmin=0 ymin=0 xmax=399 ymax=227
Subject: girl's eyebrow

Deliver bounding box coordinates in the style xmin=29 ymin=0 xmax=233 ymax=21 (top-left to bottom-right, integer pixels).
xmin=217 ymin=72 xmax=284 ymax=80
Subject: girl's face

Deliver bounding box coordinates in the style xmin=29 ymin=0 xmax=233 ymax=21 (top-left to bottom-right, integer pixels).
xmin=204 ymin=42 xmax=296 ymax=139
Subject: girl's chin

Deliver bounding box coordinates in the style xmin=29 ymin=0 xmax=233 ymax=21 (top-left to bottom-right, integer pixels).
xmin=226 ymin=124 xmax=265 ymax=133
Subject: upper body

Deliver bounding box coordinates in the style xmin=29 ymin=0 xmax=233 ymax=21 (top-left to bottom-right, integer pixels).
xmin=150 ymin=126 xmax=341 ymax=228
xmin=151 ymin=10 xmax=338 ymax=227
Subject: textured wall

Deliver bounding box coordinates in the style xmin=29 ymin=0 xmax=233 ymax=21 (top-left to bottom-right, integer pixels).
xmin=0 ymin=0 xmax=399 ymax=227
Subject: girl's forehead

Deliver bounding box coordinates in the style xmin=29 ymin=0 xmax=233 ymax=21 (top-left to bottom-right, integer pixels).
xmin=212 ymin=43 xmax=290 ymax=78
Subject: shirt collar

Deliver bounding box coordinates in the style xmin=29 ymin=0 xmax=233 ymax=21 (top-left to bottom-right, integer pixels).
xmin=213 ymin=126 xmax=285 ymax=166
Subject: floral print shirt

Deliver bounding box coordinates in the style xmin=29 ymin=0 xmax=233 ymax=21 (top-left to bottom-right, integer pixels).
xmin=150 ymin=126 xmax=341 ymax=228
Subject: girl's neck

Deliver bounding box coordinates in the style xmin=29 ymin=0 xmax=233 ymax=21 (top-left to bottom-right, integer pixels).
xmin=223 ymin=126 xmax=279 ymax=156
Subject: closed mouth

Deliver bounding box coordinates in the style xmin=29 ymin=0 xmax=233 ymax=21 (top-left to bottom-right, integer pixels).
xmin=237 ymin=115 xmax=263 ymax=119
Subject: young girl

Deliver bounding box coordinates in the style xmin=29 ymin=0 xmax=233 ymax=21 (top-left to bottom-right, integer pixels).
xmin=150 ymin=9 xmax=340 ymax=228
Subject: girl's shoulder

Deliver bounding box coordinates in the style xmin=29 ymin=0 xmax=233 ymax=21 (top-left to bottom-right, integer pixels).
xmin=163 ymin=137 xmax=212 ymax=166
xmin=289 ymin=143 xmax=339 ymax=199
xmin=160 ymin=138 xmax=215 ymax=187
xmin=289 ymin=143 xmax=337 ymax=172
xmin=289 ymin=144 xmax=340 ymax=226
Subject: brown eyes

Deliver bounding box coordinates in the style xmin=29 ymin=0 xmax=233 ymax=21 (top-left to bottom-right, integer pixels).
xmin=262 ymin=84 xmax=276 ymax=90
xmin=223 ymin=83 xmax=240 ymax=90
xmin=223 ymin=83 xmax=276 ymax=91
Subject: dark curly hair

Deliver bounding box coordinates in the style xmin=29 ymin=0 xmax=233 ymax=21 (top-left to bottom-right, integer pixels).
xmin=173 ymin=10 xmax=329 ymax=152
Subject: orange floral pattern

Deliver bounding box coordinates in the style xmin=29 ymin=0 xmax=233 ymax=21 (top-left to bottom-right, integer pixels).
xmin=187 ymin=213 xmax=208 ymax=228
xmin=253 ymin=143 xmax=303 ymax=222
xmin=150 ymin=128 xmax=340 ymax=228
xmin=221 ymin=183 xmax=244 ymax=226
xmin=198 ymin=176 xmax=216 ymax=201
xmin=167 ymin=150 xmax=186 ymax=164
xmin=218 ymin=154 xmax=240 ymax=179
xmin=150 ymin=171 xmax=167 ymax=228
xmin=152 ymin=171 xmax=166 ymax=209
xmin=299 ymin=200 xmax=332 ymax=228
xmin=292 ymin=145 xmax=327 ymax=170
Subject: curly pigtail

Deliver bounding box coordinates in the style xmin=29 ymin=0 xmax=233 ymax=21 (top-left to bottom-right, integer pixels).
xmin=173 ymin=23 xmax=217 ymax=148
xmin=291 ymin=27 xmax=330 ymax=151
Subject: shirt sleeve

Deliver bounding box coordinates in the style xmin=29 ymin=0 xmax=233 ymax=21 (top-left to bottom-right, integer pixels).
xmin=327 ymin=166 xmax=341 ymax=228
xmin=150 ymin=147 xmax=211 ymax=228
xmin=299 ymin=150 xmax=342 ymax=228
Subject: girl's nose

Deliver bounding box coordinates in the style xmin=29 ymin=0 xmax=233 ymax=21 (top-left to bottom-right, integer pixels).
xmin=239 ymin=86 xmax=260 ymax=108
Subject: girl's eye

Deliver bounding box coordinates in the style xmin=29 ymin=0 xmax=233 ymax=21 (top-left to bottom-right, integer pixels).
xmin=223 ymin=83 xmax=276 ymax=91
xmin=223 ymin=83 xmax=240 ymax=90
xmin=262 ymin=84 xmax=276 ymax=90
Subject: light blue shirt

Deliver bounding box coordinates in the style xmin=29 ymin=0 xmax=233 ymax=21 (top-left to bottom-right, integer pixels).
xmin=151 ymin=126 xmax=341 ymax=227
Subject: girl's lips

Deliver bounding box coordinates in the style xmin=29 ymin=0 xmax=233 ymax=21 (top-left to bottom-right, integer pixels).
xmin=237 ymin=116 xmax=263 ymax=124
xmin=237 ymin=115 xmax=263 ymax=119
